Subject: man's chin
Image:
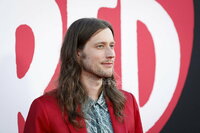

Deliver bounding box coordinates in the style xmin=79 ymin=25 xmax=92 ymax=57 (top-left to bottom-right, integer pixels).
xmin=92 ymin=69 xmax=114 ymax=78
xmin=99 ymin=72 xmax=113 ymax=78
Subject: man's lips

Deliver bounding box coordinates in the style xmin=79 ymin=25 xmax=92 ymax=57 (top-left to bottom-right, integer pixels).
xmin=101 ymin=62 xmax=114 ymax=67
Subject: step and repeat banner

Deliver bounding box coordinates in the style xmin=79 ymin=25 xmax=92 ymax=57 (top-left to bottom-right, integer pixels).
xmin=0 ymin=0 xmax=199 ymax=132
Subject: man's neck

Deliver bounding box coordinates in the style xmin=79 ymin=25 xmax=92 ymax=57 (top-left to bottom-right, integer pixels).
xmin=80 ymin=71 xmax=103 ymax=101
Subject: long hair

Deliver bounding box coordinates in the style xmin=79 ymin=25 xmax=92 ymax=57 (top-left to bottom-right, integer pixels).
xmin=56 ymin=18 xmax=125 ymax=128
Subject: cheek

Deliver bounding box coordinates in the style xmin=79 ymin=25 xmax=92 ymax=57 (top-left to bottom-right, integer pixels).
xmin=88 ymin=56 xmax=99 ymax=64
xmin=82 ymin=48 xmax=105 ymax=64
xmin=88 ymin=51 xmax=103 ymax=62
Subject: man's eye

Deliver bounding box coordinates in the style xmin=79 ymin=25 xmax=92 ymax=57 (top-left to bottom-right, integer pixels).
xmin=97 ymin=45 xmax=104 ymax=48
xmin=110 ymin=44 xmax=115 ymax=49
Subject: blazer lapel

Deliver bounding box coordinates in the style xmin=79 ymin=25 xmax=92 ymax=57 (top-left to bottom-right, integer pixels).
xmin=67 ymin=118 xmax=87 ymax=133
xmin=106 ymin=99 xmax=126 ymax=133
xmin=66 ymin=106 xmax=87 ymax=133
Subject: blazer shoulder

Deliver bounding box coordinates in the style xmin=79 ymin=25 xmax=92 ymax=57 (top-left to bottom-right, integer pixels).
xmin=119 ymin=89 xmax=139 ymax=111
xmin=120 ymin=89 xmax=131 ymax=95
xmin=37 ymin=92 xmax=57 ymax=103
xmin=24 ymin=90 xmax=66 ymax=133
xmin=24 ymin=94 xmax=55 ymax=133
xmin=120 ymin=89 xmax=136 ymax=100
xmin=26 ymin=91 xmax=59 ymax=120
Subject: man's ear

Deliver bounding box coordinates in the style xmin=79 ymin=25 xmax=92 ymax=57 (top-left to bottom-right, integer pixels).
xmin=76 ymin=49 xmax=82 ymax=63
xmin=77 ymin=49 xmax=81 ymax=57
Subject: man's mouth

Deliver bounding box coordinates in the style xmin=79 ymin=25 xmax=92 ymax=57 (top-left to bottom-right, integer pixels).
xmin=101 ymin=62 xmax=114 ymax=67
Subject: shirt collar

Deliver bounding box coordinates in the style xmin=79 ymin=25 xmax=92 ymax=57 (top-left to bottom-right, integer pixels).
xmin=82 ymin=91 xmax=108 ymax=112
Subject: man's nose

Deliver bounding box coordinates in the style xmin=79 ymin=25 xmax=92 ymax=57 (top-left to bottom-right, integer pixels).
xmin=106 ymin=47 xmax=115 ymax=59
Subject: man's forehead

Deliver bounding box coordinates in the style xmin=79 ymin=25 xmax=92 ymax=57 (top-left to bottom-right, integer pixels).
xmin=88 ymin=28 xmax=114 ymax=42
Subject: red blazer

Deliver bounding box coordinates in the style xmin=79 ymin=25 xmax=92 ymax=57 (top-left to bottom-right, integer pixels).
xmin=24 ymin=90 xmax=143 ymax=133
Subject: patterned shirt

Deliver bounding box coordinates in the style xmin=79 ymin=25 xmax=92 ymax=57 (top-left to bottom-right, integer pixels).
xmin=82 ymin=92 xmax=113 ymax=133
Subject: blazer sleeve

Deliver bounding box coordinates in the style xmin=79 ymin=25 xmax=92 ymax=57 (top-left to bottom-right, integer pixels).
xmin=130 ymin=93 xmax=143 ymax=133
xmin=24 ymin=98 xmax=50 ymax=133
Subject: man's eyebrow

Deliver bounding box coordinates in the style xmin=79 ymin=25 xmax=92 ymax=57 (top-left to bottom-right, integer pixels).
xmin=110 ymin=41 xmax=116 ymax=44
xmin=95 ymin=41 xmax=116 ymax=44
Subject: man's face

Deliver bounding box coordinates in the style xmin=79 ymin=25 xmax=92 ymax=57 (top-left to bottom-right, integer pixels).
xmin=78 ymin=28 xmax=115 ymax=78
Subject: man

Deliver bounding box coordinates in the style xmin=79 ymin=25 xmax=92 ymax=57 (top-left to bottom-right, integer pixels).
xmin=24 ymin=18 xmax=143 ymax=133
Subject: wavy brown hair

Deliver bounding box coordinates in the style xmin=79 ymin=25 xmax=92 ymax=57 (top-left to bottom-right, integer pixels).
xmin=56 ymin=18 xmax=125 ymax=128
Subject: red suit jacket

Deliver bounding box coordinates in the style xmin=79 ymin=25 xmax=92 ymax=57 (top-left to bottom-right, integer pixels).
xmin=24 ymin=90 xmax=143 ymax=133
